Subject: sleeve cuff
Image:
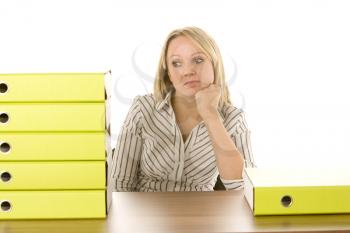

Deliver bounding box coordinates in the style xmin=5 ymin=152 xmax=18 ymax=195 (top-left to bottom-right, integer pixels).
xmin=220 ymin=178 xmax=244 ymax=190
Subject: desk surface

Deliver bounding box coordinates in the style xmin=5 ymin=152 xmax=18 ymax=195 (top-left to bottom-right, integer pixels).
xmin=1 ymin=190 xmax=350 ymax=233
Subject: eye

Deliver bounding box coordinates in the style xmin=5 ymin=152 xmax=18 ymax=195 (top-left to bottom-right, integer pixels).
xmin=194 ymin=57 xmax=204 ymax=64
xmin=171 ymin=60 xmax=182 ymax=67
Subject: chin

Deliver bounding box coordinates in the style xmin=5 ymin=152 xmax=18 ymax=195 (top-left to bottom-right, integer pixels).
xmin=183 ymin=89 xmax=200 ymax=98
xmin=175 ymin=86 xmax=202 ymax=98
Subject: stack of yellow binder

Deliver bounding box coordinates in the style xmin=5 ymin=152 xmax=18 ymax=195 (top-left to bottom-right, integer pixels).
xmin=243 ymin=167 xmax=350 ymax=216
xmin=0 ymin=73 xmax=112 ymax=219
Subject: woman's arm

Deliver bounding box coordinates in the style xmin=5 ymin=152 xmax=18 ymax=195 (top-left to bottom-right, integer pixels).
xmin=111 ymin=96 xmax=143 ymax=191
xmin=203 ymin=111 xmax=244 ymax=180
xmin=196 ymin=85 xmax=255 ymax=189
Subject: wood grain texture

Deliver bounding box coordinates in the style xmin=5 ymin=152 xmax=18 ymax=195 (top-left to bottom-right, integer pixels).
xmin=1 ymin=190 xmax=350 ymax=233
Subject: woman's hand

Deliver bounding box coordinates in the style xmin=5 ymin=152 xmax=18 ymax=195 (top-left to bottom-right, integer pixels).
xmin=195 ymin=84 xmax=221 ymax=121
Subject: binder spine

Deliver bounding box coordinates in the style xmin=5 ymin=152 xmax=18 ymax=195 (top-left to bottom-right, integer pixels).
xmin=0 ymin=72 xmax=112 ymax=219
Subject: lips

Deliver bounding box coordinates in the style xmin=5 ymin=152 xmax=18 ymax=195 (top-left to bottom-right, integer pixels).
xmin=184 ymin=80 xmax=200 ymax=86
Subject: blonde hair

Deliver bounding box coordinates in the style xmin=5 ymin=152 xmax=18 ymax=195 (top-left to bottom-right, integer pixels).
xmin=154 ymin=26 xmax=232 ymax=108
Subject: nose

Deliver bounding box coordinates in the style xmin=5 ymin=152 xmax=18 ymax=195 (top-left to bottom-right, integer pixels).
xmin=183 ymin=64 xmax=196 ymax=77
xmin=184 ymin=70 xmax=195 ymax=77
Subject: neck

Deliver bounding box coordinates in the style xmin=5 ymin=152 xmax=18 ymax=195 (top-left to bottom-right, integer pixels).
xmin=172 ymin=93 xmax=197 ymax=110
xmin=171 ymin=93 xmax=202 ymax=123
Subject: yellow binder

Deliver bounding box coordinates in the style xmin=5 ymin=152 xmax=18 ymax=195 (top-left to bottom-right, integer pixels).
xmin=0 ymin=103 xmax=105 ymax=131
xmin=0 ymin=190 xmax=106 ymax=219
xmin=243 ymin=168 xmax=350 ymax=215
xmin=0 ymin=73 xmax=106 ymax=102
xmin=0 ymin=132 xmax=106 ymax=161
xmin=0 ymin=161 xmax=105 ymax=190
xmin=105 ymin=141 xmax=113 ymax=211
xmin=0 ymin=72 xmax=111 ymax=219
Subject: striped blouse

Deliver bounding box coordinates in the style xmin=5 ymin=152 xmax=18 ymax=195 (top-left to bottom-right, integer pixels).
xmin=111 ymin=91 xmax=255 ymax=192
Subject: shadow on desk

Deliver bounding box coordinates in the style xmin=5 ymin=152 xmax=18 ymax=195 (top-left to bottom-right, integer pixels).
xmin=253 ymin=214 xmax=350 ymax=232
xmin=0 ymin=219 xmax=106 ymax=233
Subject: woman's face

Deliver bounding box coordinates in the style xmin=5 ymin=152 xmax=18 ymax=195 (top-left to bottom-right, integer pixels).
xmin=166 ymin=36 xmax=214 ymax=98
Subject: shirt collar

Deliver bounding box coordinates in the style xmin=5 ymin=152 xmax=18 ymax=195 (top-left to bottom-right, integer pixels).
xmin=155 ymin=90 xmax=173 ymax=111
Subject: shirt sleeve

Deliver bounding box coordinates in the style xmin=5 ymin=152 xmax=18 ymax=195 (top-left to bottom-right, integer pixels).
xmin=111 ymin=96 xmax=143 ymax=192
xmin=221 ymin=108 xmax=256 ymax=190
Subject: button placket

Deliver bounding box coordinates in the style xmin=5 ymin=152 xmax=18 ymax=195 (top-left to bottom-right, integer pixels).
xmin=173 ymin=124 xmax=185 ymax=182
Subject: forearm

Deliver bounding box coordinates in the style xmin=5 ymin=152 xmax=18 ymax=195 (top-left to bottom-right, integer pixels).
xmin=203 ymin=111 xmax=244 ymax=180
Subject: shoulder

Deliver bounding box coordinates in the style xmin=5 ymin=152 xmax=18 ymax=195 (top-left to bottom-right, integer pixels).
xmin=132 ymin=94 xmax=157 ymax=110
xmin=221 ymin=104 xmax=246 ymax=122
xmin=125 ymin=94 xmax=156 ymax=129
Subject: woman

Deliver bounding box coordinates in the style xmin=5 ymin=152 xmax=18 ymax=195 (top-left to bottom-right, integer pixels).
xmin=112 ymin=26 xmax=255 ymax=192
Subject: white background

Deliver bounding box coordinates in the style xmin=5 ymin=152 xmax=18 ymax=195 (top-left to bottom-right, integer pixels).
xmin=1 ymin=0 xmax=350 ymax=168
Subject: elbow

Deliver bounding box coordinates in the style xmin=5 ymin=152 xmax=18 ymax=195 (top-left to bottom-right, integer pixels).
xmin=115 ymin=179 xmax=135 ymax=192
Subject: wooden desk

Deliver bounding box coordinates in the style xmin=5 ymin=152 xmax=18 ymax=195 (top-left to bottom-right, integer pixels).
xmin=1 ymin=190 xmax=350 ymax=233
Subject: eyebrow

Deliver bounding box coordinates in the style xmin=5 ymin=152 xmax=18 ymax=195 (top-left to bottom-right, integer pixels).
xmin=168 ymin=51 xmax=206 ymax=59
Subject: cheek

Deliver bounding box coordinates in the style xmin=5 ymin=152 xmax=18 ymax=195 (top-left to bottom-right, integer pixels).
xmin=200 ymin=65 xmax=215 ymax=84
xmin=170 ymin=68 xmax=182 ymax=77
xmin=168 ymin=72 xmax=179 ymax=86
xmin=168 ymin=69 xmax=182 ymax=84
